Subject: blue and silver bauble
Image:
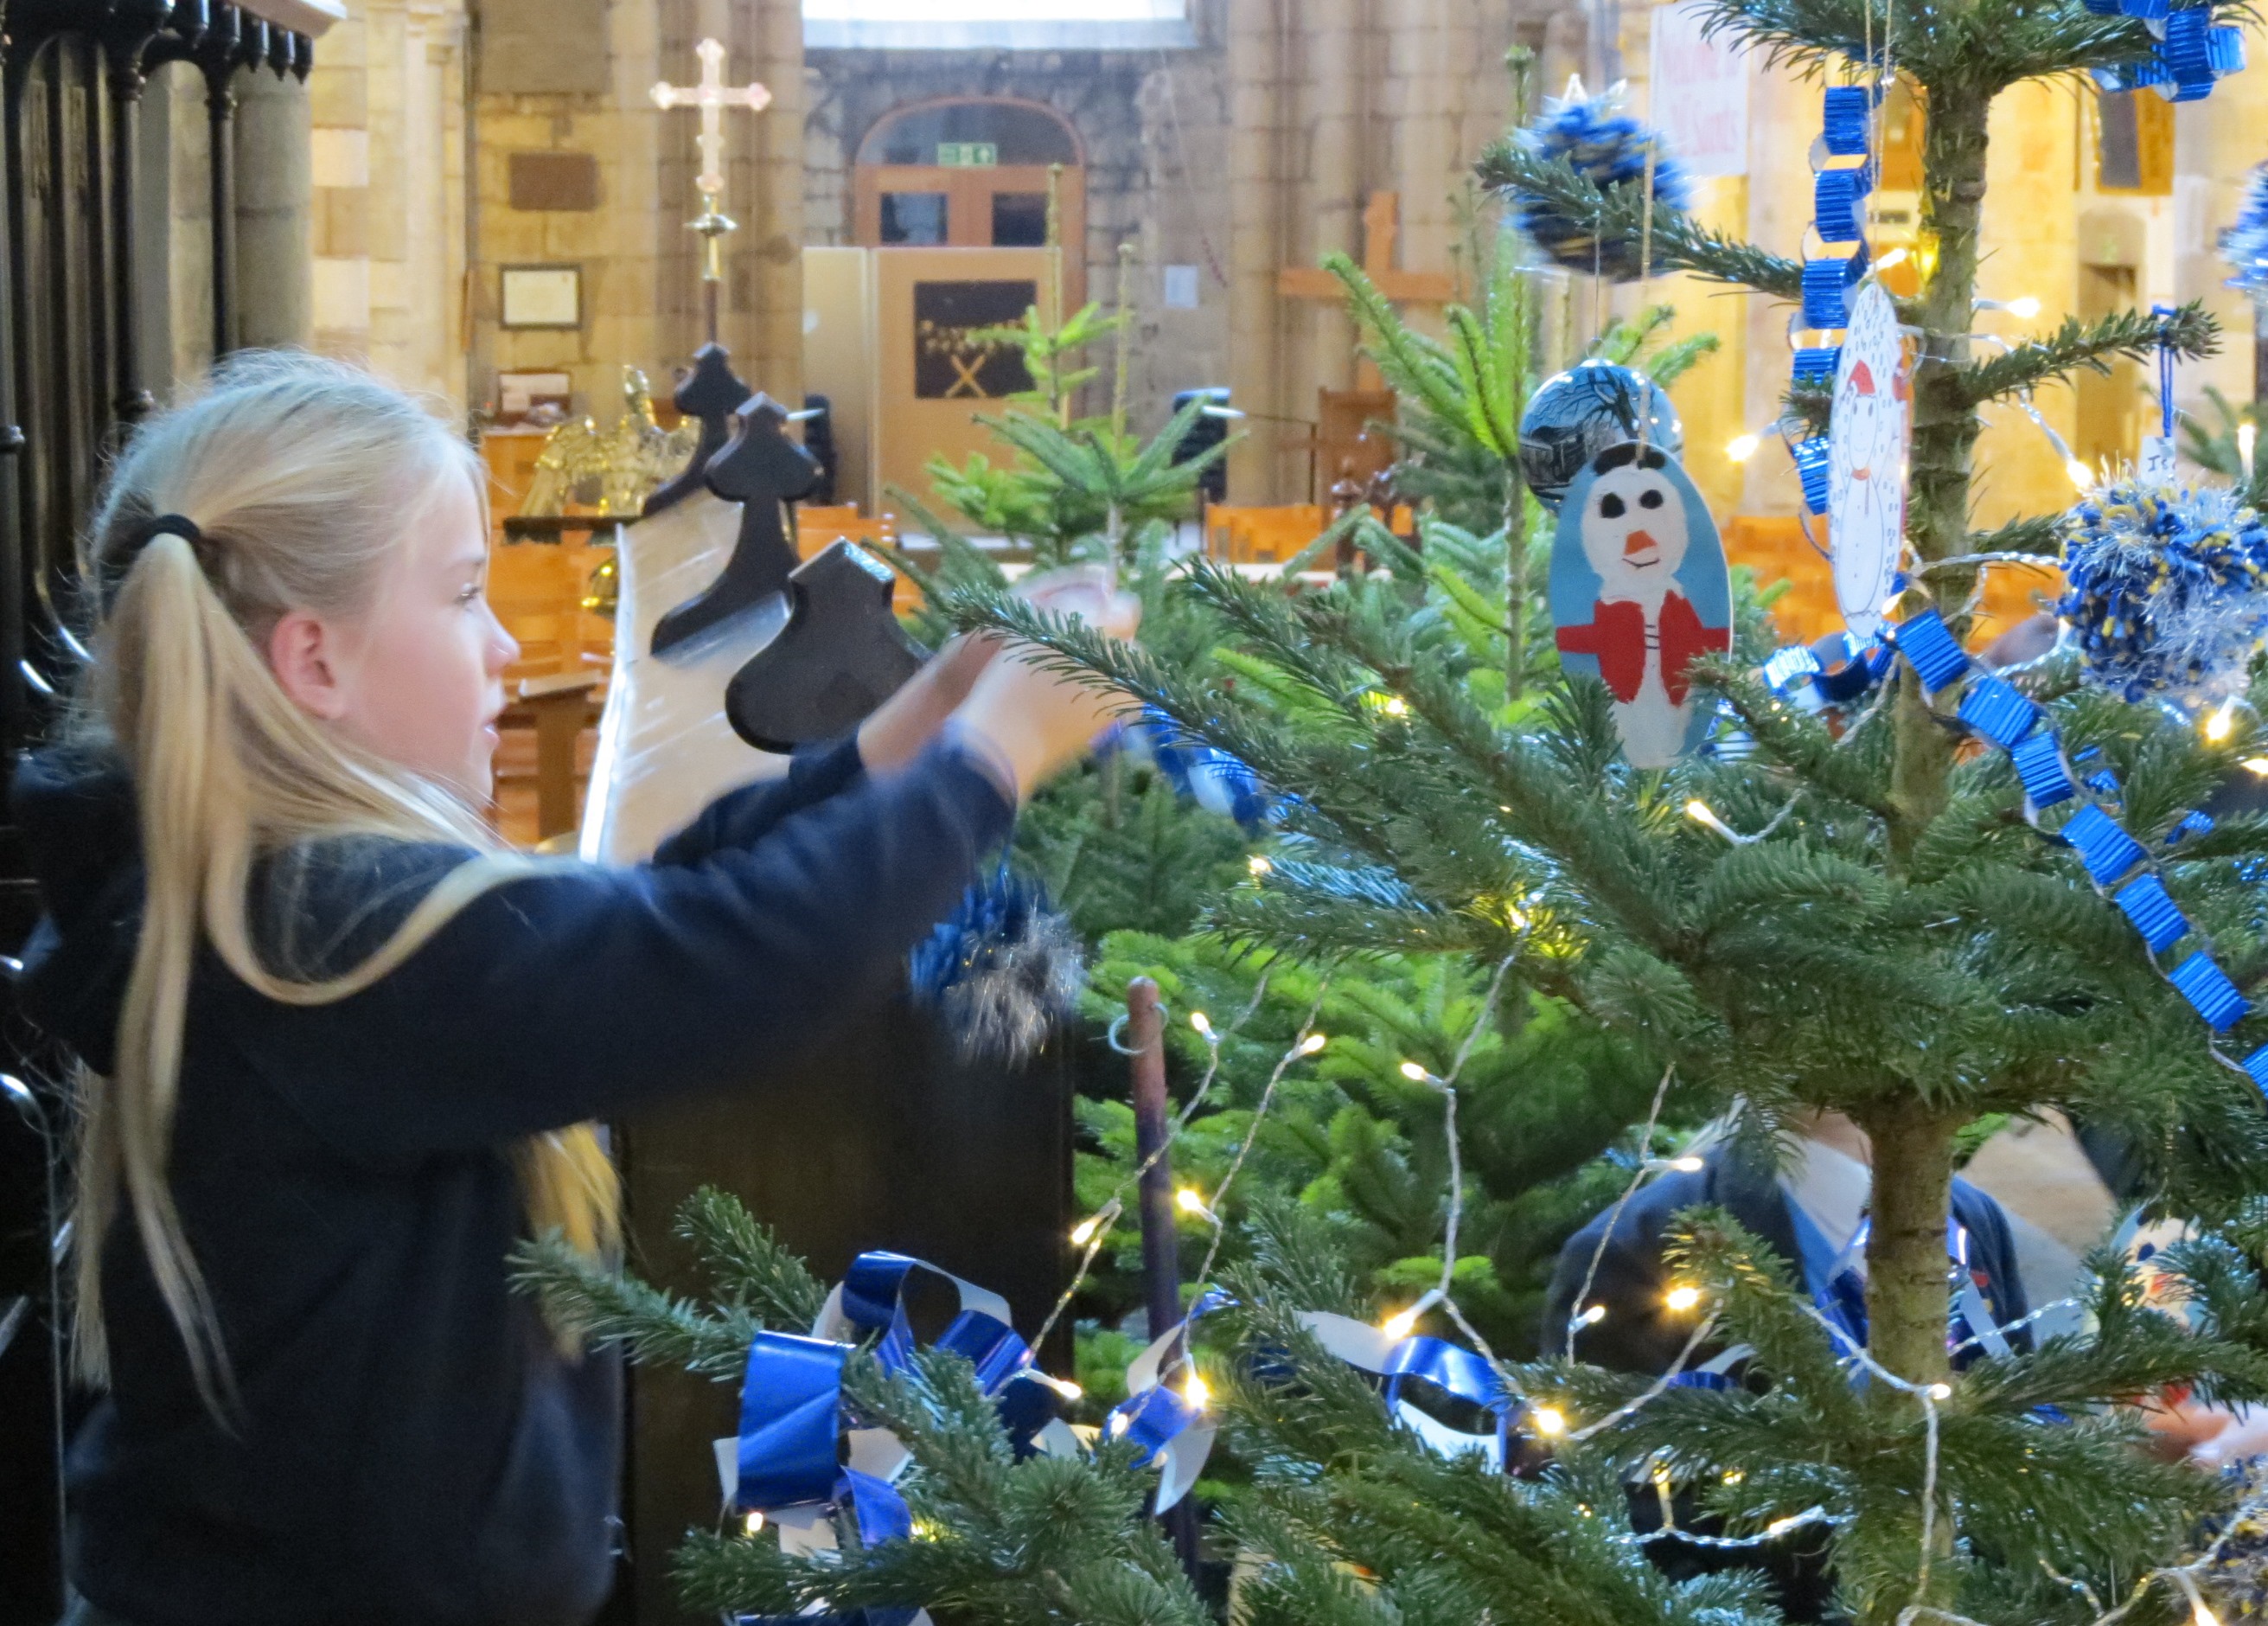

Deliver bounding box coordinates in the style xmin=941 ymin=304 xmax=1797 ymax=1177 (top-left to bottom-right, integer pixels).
xmin=1505 ymin=77 xmax=1691 ymax=282
xmin=1517 ymin=359 xmax=1683 ymax=510
xmin=2058 ymin=477 xmax=2268 ymax=714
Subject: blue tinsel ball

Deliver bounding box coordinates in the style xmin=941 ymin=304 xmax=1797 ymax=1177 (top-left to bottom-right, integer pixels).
xmin=2057 ymin=477 xmax=2268 ymax=713
xmin=1517 ymin=359 xmax=1683 ymax=511
xmin=2224 ymin=163 xmax=2268 ymax=295
xmin=1508 ymin=89 xmax=1690 ymax=282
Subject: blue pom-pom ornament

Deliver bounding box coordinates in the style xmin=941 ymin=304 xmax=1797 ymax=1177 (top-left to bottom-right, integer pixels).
xmin=2223 ymin=163 xmax=2268 ymax=295
xmin=1508 ymin=82 xmax=1690 ymax=282
xmin=2058 ymin=477 xmax=2268 ymax=714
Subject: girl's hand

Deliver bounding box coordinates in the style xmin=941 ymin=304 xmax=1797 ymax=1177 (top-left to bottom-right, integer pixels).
xmin=952 ymin=568 xmax=1140 ymax=800
xmin=856 ymin=634 xmax=1000 ymax=775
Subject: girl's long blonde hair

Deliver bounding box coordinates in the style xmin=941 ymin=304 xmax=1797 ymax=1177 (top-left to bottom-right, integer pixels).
xmin=71 ymin=350 xmax=617 ymax=1401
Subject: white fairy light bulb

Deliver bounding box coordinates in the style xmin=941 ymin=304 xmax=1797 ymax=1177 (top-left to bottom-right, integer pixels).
xmin=1530 ymin=1405 xmax=1568 ymax=1437
xmin=1664 ymin=1284 xmax=1703 ymax=1313
xmin=1298 ymin=1032 xmax=1327 ymax=1055
xmin=1726 ymin=432 xmax=1760 ymax=464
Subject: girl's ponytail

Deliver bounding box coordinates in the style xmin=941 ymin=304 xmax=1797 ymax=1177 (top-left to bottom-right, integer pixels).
xmin=77 ymin=530 xmax=254 ymax=1396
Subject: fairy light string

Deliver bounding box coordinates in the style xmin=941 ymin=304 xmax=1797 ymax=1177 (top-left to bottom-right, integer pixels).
xmin=1033 ymin=965 xmax=1277 ymax=1349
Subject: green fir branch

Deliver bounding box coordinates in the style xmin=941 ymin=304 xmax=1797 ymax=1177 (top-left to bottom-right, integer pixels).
xmin=1473 ymin=144 xmax=1804 ymax=302
xmin=1955 ymin=304 xmax=2220 ymax=407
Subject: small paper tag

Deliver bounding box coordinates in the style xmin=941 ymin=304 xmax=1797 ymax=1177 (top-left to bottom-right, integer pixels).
xmin=2140 ymin=435 xmax=2178 ymax=483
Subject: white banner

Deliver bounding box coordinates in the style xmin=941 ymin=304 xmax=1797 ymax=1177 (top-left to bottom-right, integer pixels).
xmin=1649 ymin=0 xmax=1751 ymax=179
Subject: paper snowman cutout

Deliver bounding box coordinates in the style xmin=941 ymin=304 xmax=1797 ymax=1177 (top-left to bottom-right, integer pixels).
xmin=1828 ymin=280 xmax=1912 ymax=641
xmin=1550 ymin=441 xmax=1734 ymax=768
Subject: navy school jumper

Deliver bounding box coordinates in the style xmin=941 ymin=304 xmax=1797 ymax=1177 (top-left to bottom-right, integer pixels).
xmin=12 ymin=733 xmax=1013 ymax=1626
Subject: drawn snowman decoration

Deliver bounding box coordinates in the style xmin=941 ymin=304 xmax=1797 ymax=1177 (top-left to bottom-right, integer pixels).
xmin=1550 ymin=441 xmax=1734 ymax=767
xmin=1828 ymin=280 xmax=1912 ymax=641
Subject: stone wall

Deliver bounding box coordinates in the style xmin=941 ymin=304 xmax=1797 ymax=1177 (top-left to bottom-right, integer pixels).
xmin=461 ymin=0 xmax=804 ymax=422
xmin=305 ymin=0 xmax=471 ymax=406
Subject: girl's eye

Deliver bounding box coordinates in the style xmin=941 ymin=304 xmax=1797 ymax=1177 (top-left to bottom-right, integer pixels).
xmin=458 ymin=584 xmax=483 ymax=606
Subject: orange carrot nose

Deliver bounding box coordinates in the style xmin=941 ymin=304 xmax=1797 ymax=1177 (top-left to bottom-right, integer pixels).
xmin=1624 ymin=528 xmax=1658 ymax=556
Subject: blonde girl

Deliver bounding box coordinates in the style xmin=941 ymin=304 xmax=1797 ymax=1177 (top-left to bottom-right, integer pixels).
xmin=18 ymin=351 xmax=1128 ymax=1626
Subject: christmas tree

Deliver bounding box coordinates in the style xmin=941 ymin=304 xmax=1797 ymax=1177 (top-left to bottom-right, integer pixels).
xmin=933 ymin=1 xmax=2268 ymax=1619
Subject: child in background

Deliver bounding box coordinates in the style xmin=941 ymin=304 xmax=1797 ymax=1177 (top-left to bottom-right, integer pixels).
xmin=17 ymin=350 xmax=1134 ymax=1626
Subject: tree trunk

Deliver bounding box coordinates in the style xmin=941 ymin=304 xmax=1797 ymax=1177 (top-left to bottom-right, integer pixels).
xmin=1856 ymin=1098 xmax=1958 ymax=1390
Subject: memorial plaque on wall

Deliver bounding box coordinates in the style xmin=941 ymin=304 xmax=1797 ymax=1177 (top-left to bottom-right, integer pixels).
xmin=477 ymin=0 xmax=610 ymax=95
xmin=509 ymin=151 xmax=601 ymax=212
xmin=913 ymin=279 xmax=1038 ymax=399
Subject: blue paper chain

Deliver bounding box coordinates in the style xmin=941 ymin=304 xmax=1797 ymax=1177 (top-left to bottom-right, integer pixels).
xmin=2086 ymin=0 xmax=2246 ymax=101
xmin=1888 ymin=608 xmax=2268 ymax=1080
xmin=1786 ymin=83 xmax=1881 ymax=522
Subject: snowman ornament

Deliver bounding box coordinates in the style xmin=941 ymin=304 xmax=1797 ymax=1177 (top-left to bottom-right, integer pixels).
xmin=1828 ymin=280 xmax=1912 ymax=641
xmin=1550 ymin=441 xmax=1734 ymax=767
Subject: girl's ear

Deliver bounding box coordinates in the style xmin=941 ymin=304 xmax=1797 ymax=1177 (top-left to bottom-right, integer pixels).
xmin=267 ymin=610 xmax=351 ymax=720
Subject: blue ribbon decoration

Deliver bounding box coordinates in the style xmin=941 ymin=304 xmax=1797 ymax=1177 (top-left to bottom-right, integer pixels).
xmin=735 ymin=1250 xmax=1077 ymax=1552
xmin=738 ymin=1332 xmax=855 ymax=1514
xmin=735 ymin=1331 xmax=917 ymax=1546
xmin=827 ymin=1251 xmax=1069 ymax=1457
xmin=1883 ymin=607 xmax=2268 ymax=1073
xmin=1294 ymin=1310 xmax=1517 ymax=1459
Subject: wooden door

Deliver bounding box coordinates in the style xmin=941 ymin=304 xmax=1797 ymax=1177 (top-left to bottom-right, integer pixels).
xmin=872 ymin=246 xmax=1058 ymax=510
xmin=855 ymin=163 xmax=1084 ymax=304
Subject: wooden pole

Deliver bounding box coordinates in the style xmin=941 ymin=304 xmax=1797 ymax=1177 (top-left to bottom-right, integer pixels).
xmin=1126 ymin=976 xmax=1202 ymax=1581
xmin=1128 ymin=977 xmax=1178 ymax=1355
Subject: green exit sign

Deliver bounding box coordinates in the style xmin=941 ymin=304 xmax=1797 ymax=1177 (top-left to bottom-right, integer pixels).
xmin=937 ymin=141 xmax=999 ymax=168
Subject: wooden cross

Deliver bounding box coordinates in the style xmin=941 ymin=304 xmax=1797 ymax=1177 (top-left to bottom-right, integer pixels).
xmin=650 ymin=38 xmax=771 ymax=206
xmin=1278 ymin=191 xmax=1454 ymax=387
xmin=1279 ymin=191 xmax=1454 ymax=306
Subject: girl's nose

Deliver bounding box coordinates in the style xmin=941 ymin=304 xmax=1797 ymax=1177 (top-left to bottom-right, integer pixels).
xmin=485 ymin=603 xmax=520 ymax=672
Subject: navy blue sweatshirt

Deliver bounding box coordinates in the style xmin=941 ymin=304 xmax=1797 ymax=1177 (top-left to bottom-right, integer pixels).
xmin=11 ymin=733 xmax=1013 ymax=1626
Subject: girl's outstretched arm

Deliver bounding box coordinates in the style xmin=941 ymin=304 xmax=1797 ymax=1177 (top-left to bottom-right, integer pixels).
xmin=220 ymin=733 xmax=1014 ymax=1159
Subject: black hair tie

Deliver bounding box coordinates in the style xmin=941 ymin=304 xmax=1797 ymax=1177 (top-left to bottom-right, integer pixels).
xmin=100 ymin=512 xmax=210 ymax=609
xmin=123 ymin=513 xmax=204 ymax=555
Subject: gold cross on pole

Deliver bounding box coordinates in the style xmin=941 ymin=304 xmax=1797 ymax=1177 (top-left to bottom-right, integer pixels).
xmin=651 ymin=38 xmax=771 ymax=339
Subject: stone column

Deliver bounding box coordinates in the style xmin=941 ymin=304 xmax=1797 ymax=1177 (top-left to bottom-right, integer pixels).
xmin=1226 ymin=0 xmax=1289 ymax=503
xmin=233 ymin=59 xmax=314 ymax=349
xmin=307 ymin=4 xmax=372 ymax=359
xmin=732 ymin=0 xmax=805 ymax=403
